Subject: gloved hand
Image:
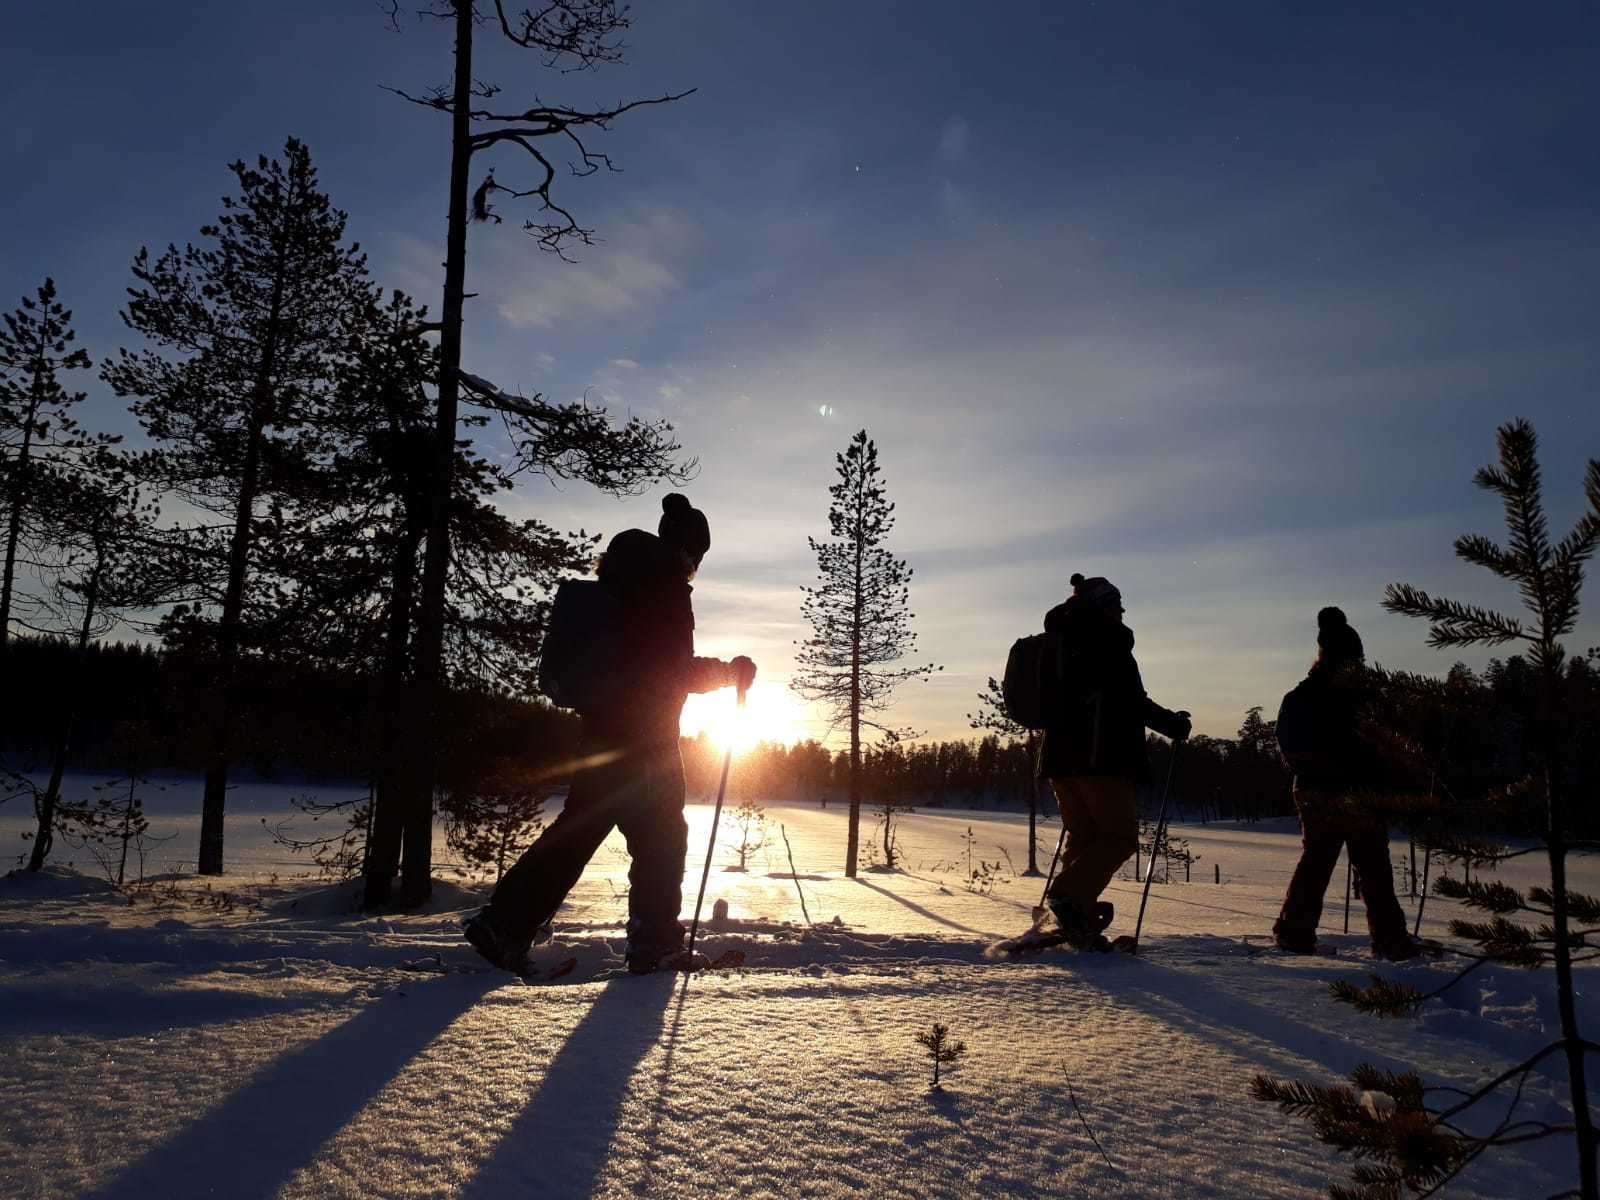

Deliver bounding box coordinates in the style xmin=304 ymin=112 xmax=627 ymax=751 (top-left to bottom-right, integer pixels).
xmin=1169 ymin=710 xmax=1192 ymax=743
xmin=730 ymin=655 xmax=758 ymax=696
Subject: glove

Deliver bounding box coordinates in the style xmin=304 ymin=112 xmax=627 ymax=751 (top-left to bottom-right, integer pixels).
xmin=1169 ymin=710 xmax=1192 ymax=743
xmin=730 ymin=655 xmax=758 ymax=695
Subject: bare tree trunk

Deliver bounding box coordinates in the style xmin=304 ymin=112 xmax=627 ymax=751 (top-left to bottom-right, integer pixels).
xmin=198 ymin=405 xmax=268 ymax=875
xmin=399 ymin=0 xmax=476 ymax=907
xmin=118 ymin=774 xmax=134 ymax=886
xmin=0 ymin=382 xmax=39 ymax=649
xmin=1540 ymin=664 xmax=1598 ymax=1200
xmin=363 ymin=523 xmax=423 ymax=908
xmin=845 ymin=528 xmax=862 ymax=878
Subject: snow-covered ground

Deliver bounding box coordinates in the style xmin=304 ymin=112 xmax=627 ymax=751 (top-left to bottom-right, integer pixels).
xmin=1 ymin=774 xmax=1595 ymax=1198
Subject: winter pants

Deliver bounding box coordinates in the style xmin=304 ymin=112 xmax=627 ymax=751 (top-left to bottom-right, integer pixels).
xmin=1276 ymin=786 xmax=1408 ymax=947
xmin=487 ymin=739 xmax=688 ymax=954
xmin=1045 ymin=775 xmax=1139 ymax=914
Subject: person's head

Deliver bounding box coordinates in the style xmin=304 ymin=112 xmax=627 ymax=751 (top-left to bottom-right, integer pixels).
xmin=1314 ymin=605 xmax=1365 ymax=670
xmin=657 ymin=493 xmax=710 ymax=580
xmin=1069 ymin=572 xmax=1124 ymax=621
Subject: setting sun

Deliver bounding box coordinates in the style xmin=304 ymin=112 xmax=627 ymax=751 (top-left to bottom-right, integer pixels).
xmin=680 ymin=682 xmax=806 ymax=754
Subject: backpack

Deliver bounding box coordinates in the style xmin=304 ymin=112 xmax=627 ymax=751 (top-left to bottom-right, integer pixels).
xmin=1002 ymin=632 xmax=1070 ymax=730
xmin=1275 ymin=679 xmax=1321 ymax=770
xmin=538 ymin=579 xmax=624 ymax=714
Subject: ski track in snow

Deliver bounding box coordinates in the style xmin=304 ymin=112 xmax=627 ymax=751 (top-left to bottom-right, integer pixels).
xmin=0 ymin=779 xmax=1595 ymax=1198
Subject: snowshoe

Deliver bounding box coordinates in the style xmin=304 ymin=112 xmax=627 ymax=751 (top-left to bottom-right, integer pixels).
xmin=630 ymin=946 xmax=747 ymax=975
xmin=462 ymin=909 xmax=531 ymax=975
xmin=1372 ymin=935 xmax=1445 ymax=962
xmin=989 ymin=901 xmax=1115 ymax=957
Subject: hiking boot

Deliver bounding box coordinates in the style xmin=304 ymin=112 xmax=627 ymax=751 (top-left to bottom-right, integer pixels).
xmin=1372 ymin=935 xmax=1424 ymax=962
xmin=463 ymin=908 xmax=530 ymax=974
xmin=1047 ymin=897 xmax=1115 ymax=951
xmin=627 ymin=947 xmax=709 ymax=975
xmin=1272 ymin=921 xmax=1317 ymax=955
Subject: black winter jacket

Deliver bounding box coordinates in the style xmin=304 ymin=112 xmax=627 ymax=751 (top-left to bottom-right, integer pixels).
xmin=582 ymin=528 xmax=733 ymax=746
xmin=1276 ymin=663 xmax=1377 ymax=791
xmin=1036 ymin=601 xmax=1186 ymax=782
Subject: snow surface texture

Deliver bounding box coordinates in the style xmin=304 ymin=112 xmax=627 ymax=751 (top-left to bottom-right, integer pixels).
xmin=1 ymin=776 xmax=1595 ymax=1198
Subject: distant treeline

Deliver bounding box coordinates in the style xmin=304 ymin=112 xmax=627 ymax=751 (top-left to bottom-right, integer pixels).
xmin=687 ymin=651 xmax=1600 ymax=836
xmin=0 ymin=635 xmax=582 ymax=789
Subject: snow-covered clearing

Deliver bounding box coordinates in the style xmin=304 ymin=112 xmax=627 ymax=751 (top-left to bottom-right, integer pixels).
xmin=1 ymin=775 xmax=1594 ymax=1198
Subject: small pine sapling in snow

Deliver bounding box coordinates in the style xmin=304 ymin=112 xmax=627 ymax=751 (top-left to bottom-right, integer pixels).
xmin=726 ymin=796 xmax=767 ymax=871
xmin=1253 ymin=420 xmax=1600 ymax=1200
xmin=915 ymin=1022 xmax=968 ymax=1089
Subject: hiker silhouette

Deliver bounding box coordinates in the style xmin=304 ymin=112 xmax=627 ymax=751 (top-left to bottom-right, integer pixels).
xmin=464 ymin=494 xmax=757 ymax=975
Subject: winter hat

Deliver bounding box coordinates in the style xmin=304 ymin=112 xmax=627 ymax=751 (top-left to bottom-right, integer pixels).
xmin=1316 ymin=606 xmax=1365 ymax=663
xmin=1070 ymin=572 xmax=1123 ymax=613
xmin=658 ymin=493 xmax=710 ymax=567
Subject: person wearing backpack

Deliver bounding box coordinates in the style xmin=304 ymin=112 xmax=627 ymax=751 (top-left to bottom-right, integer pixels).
xmin=1272 ymin=607 xmax=1419 ymax=960
xmin=1037 ymin=573 xmax=1191 ymax=950
xmin=463 ymin=494 xmax=758 ymax=975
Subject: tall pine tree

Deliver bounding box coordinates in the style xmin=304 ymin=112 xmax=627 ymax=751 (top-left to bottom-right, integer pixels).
xmin=103 ymin=139 xmax=373 ymax=875
xmin=378 ymin=0 xmax=692 ymax=905
xmin=791 ymin=430 xmax=940 ymax=877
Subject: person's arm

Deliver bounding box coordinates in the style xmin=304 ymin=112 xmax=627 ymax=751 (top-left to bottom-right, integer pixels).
xmin=1143 ymin=697 xmax=1192 ymax=742
xmin=684 ymin=654 xmax=756 ymax=694
xmin=1131 ymin=660 xmax=1191 ymax=740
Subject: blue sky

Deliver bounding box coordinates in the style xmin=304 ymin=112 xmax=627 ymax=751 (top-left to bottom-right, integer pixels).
xmin=6 ymin=2 xmax=1600 ymax=744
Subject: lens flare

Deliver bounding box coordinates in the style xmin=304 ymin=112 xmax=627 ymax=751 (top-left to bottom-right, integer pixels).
xmin=680 ymin=683 xmax=804 ymax=755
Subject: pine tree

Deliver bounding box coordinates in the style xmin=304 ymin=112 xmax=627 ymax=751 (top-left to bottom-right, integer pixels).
xmin=0 ymin=278 xmax=116 ymax=649
xmin=297 ymin=289 xmax=683 ymax=906
xmin=914 ymin=1022 xmax=968 ymax=1089
xmin=378 ymin=0 xmax=692 ymax=906
xmin=7 ymin=458 xmax=155 ymax=871
xmin=1254 ymin=419 xmax=1600 ymax=1200
xmin=791 ymin=430 xmax=940 ymax=877
xmin=103 ymin=139 xmax=374 ymax=876
xmin=726 ymin=796 xmax=767 ymax=872
xmin=968 ymin=676 xmax=1044 ymax=874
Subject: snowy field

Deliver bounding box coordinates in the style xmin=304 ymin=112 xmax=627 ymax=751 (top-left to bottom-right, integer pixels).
xmin=1 ymin=773 xmax=1596 ymax=1199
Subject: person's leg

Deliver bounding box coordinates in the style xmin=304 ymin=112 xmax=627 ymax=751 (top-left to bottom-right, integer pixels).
xmin=485 ymin=756 xmax=621 ymax=950
xmin=617 ymin=746 xmax=690 ymax=963
xmin=1274 ymin=788 xmax=1345 ymax=949
xmin=1064 ymin=776 xmax=1140 ymax=907
xmin=1046 ymin=777 xmax=1099 ymax=907
xmin=1347 ymin=822 xmax=1412 ymax=953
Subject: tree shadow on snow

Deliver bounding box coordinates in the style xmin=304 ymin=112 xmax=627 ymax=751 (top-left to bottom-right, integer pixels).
xmin=84 ymin=973 xmax=499 ymax=1200
xmin=456 ymin=972 xmax=675 ymax=1200
xmin=852 ymin=877 xmax=984 ymax=934
xmin=0 ymin=979 xmax=336 ymax=1036
xmin=1066 ymin=952 xmax=1416 ymax=1084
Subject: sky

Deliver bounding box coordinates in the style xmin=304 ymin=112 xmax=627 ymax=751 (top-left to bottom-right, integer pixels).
xmin=5 ymin=1 xmax=1600 ymax=746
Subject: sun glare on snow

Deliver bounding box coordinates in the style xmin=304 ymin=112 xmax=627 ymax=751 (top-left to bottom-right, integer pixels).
xmin=680 ymin=683 xmax=804 ymax=754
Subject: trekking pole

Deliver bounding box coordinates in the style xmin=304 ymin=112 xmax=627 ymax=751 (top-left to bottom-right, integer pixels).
xmin=687 ymin=685 xmax=746 ymax=964
xmin=1031 ymin=821 xmax=1070 ymax=930
xmin=1343 ymin=857 xmax=1353 ymax=934
xmin=1128 ymin=742 xmax=1182 ymax=954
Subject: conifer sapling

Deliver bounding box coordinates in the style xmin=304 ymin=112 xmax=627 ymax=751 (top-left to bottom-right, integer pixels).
xmin=915 ymin=1021 xmax=968 ymax=1089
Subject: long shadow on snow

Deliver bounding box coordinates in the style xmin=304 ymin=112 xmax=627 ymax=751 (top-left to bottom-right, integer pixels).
xmin=853 ymin=878 xmax=984 ymax=935
xmin=84 ymin=973 xmax=498 ymax=1200
xmin=0 ymin=978 xmax=338 ymax=1036
xmin=1061 ymin=948 xmax=1418 ymax=1083
xmin=457 ymin=971 xmax=674 ymax=1200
